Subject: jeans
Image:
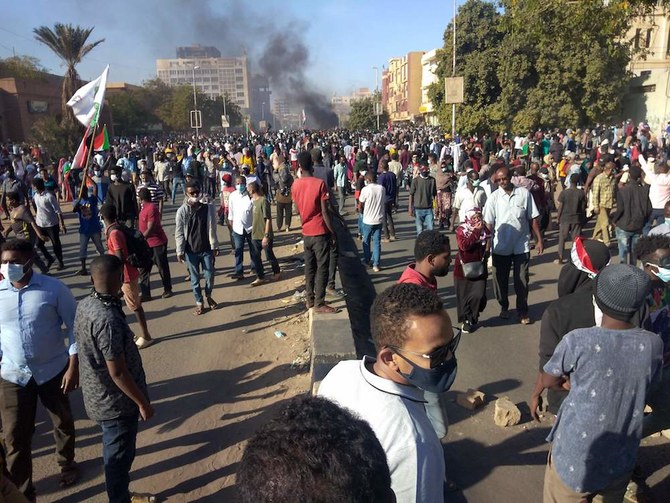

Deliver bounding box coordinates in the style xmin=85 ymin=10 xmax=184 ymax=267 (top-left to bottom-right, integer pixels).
xmin=139 ymin=244 xmax=173 ymax=297
xmin=492 ymin=252 xmax=530 ymax=316
xmin=338 ymin=186 xmax=346 ymax=210
xmin=414 ymin=208 xmax=434 ymax=235
xmin=303 ymin=234 xmax=330 ymax=307
xmin=79 ymin=232 xmax=105 ymax=260
xmin=100 ymin=415 xmax=138 ymax=503
xmin=38 ymin=224 xmax=63 ymax=263
xmin=232 ymin=230 xmax=263 ymax=278
xmin=615 ymin=227 xmax=641 ymax=264
xmin=253 ymin=238 xmax=280 ymax=274
xmin=644 ymin=208 xmax=665 ymax=235
xmin=0 ymin=366 xmax=76 ymax=500
xmin=185 ymin=250 xmax=215 ymax=304
xmin=383 ymin=201 xmax=396 ymax=239
xmin=361 ymin=223 xmax=382 ymax=267
xmin=171 ymin=177 xmax=186 ymax=203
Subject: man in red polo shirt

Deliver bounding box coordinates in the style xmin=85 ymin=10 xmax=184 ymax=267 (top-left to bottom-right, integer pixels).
xmin=398 ymin=230 xmax=452 ymax=290
xmin=292 ymin=151 xmax=339 ymax=313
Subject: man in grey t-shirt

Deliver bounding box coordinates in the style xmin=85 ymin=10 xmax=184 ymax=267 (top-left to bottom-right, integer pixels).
xmin=74 ymin=255 xmax=154 ymax=502
xmin=540 ymin=264 xmax=663 ymax=502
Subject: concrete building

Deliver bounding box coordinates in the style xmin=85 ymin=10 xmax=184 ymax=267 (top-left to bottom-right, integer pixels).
xmin=385 ymin=51 xmax=425 ymax=123
xmin=156 ymin=53 xmax=251 ymax=110
xmin=420 ymin=49 xmax=440 ymax=126
xmin=177 ymin=45 xmax=221 ymax=59
xmin=272 ymin=96 xmax=298 ymax=129
xmin=249 ymin=74 xmax=272 ymax=126
xmin=331 ymin=87 xmax=372 ymax=125
xmin=623 ymin=7 xmax=670 ymax=134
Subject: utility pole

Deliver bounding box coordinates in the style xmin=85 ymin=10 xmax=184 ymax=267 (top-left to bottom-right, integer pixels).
xmin=191 ymin=64 xmax=200 ymax=139
xmin=222 ymin=93 xmax=228 ymax=135
xmin=373 ymin=66 xmax=380 ymax=130
xmin=452 ymin=0 xmax=457 ymax=139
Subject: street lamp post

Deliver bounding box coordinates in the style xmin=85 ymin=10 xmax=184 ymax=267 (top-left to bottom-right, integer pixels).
xmin=191 ymin=64 xmax=200 ymax=139
xmin=451 ymin=0 xmax=456 ymax=139
xmin=373 ymin=66 xmax=380 ymax=130
xmin=222 ymin=93 xmax=228 ymax=135
xmin=262 ymin=101 xmax=265 ymax=121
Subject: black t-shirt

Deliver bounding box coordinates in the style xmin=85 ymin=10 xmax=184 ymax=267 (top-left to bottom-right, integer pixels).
xmin=186 ymin=204 xmax=210 ymax=253
xmin=558 ymin=187 xmax=586 ymax=224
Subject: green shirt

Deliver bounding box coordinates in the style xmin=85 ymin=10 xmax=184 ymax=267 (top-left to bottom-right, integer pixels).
xmin=251 ymin=197 xmax=272 ymax=240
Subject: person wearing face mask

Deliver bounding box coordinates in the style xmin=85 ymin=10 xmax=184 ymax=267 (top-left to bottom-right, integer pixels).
xmin=72 ymin=185 xmax=105 ymax=276
xmin=1 ymin=166 xmax=29 ymax=220
xmin=483 ymin=166 xmax=544 ymax=325
xmin=408 ymin=165 xmax=437 ymax=235
xmin=454 ymin=208 xmax=491 ymax=333
xmin=3 ymin=191 xmax=50 ymax=274
xmin=451 ymin=170 xmax=486 ymax=230
xmin=105 ymin=168 xmax=138 ymax=229
xmin=175 ymin=180 xmax=220 ymax=315
xmin=90 ymin=164 xmax=110 ymax=204
xmin=318 ymin=284 xmax=457 ymax=503
xmin=73 ymin=255 xmax=155 ymax=503
xmin=0 ymin=238 xmax=80 ymax=500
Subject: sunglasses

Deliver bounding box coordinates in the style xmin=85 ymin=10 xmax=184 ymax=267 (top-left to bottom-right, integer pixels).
xmin=388 ymin=327 xmax=461 ymax=369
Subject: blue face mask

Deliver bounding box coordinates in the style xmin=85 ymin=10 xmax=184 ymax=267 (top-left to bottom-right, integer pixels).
xmin=649 ymin=264 xmax=670 ymax=283
xmin=237 ymin=184 xmax=246 ymax=193
xmin=394 ymin=351 xmax=458 ymax=393
xmin=665 ymin=218 xmax=670 ymax=226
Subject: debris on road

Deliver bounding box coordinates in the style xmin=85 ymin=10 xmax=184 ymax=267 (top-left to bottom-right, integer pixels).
xmin=494 ymin=396 xmax=522 ymax=427
xmin=274 ymin=330 xmax=286 ymax=338
xmin=456 ymin=389 xmax=486 ymax=410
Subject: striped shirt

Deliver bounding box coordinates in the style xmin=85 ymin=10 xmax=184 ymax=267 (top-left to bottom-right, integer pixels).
xmin=136 ymin=182 xmax=165 ymax=204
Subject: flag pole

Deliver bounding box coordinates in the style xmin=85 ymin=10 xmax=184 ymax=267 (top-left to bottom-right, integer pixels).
xmin=78 ymin=122 xmax=98 ymax=199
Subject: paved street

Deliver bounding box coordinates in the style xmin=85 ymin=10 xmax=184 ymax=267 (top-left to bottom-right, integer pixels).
xmin=28 ymin=192 xmax=669 ymax=502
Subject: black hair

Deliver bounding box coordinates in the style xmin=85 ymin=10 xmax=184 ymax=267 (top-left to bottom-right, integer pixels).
xmin=99 ymin=203 xmax=118 ymax=222
xmin=237 ymin=396 xmax=393 ymax=503
xmin=365 ymin=170 xmax=378 ymax=183
xmin=414 ymin=230 xmax=450 ymax=262
xmin=6 ymin=191 xmax=20 ymax=202
xmin=634 ymin=234 xmax=670 ymax=262
xmin=569 ymin=173 xmax=580 ymax=185
xmin=138 ymin=187 xmax=151 ymax=202
xmin=371 ymin=283 xmax=444 ymax=349
xmin=297 ymin=151 xmax=313 ymax=172
xmin=33 ymin=178 xmax=45 ymax=191
xmin=185 ymin=179 xmax=201 ymax=191
xmin=90 ymin=254 xmax=123 ymax=276
xmin=629 ymin=164 xmax=642 ymax=182
xmin=1 ymin=238 xmax=34 ymax=256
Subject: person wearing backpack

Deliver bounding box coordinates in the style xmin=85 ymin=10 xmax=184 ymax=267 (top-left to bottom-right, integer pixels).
xmin=100 ymin=203 xmax=154 ymax=349
xmin=138 ymin=188 xmax=172 ymax=301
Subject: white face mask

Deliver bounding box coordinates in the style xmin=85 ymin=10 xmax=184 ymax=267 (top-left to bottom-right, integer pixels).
xmin=1 ymin=262 xmax=29 ymax=283
xmin=110 ymin=174 xmax=118 ymax=182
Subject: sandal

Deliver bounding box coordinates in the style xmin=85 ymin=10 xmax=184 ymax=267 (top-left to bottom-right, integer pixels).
xmin=194 ymin=304 xmax=205 ymax=316
xmin=207 ymin=296 xmax=218 ymax=310
xmin=59 ymin=464 xmax=79 ymax=487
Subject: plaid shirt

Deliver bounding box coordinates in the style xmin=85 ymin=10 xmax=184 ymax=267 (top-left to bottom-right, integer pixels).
xmin=591 ymin=172 xmax=616 ymax=209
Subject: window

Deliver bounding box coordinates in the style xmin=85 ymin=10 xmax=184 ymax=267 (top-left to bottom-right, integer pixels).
xmin=635 ymin=28 xmax=642 ymax=49
xmin=646 ymin=28 xmax=652 ymax=49
xmin=631 ymin=84 xmax=656 ymax=93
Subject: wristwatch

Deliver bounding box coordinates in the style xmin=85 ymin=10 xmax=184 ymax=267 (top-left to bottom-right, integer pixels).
xmin=264 ymin=233 xmax=270 ymax=238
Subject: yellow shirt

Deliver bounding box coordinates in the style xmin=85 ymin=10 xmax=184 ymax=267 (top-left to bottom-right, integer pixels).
xmin=241 ymin=154 xmax=255 ymax=173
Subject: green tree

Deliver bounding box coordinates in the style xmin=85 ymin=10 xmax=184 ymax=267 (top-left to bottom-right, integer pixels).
xmin=347 ymin=93 xmax=388 ymax=130
xmin=0 ymin=55 xmax=49 ymax=80
xmin=200 ymin=93 xmax=243 ymax=130
xmin=33 ymin=23 xmax=104 ymax=125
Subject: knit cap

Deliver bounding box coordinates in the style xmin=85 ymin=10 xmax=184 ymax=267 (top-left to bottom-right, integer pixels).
xmin=595 ymin=264 xmax=650 ymax=322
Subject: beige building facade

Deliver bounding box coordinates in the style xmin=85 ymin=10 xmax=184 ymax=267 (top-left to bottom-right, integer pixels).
xmin=384 ymin=51 xmax=424 ymax=123
xmin=420 ymin=49 xmax=440 ymax=126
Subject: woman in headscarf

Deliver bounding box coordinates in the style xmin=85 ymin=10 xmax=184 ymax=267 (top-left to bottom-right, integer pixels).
xmin=557 ymin=236 xmax=611 ymax=297
xmin=531 ymin=237 xmax=611 ymax=420
xmin=453 ymin=207 xmax=491 ymax=333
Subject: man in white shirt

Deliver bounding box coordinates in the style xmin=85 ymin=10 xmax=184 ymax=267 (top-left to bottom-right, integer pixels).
xmin=359 ymin=171 xmax=386 ymax=272
xmin=639 ymin=154 xmax=670 ymax=232
xmin=483 ymin=166 xmax=543 ymax=324
xmin=451 ymin=170 xmax=487 ymax=229
xmin=318 ymin=283 xmax=456 ymax=503
xmin=227 ymin=175 xmax=263 ymax=282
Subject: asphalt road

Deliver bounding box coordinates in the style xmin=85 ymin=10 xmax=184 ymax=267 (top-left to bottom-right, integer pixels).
xmin=24 ymin=189 xmax=670 ymax=502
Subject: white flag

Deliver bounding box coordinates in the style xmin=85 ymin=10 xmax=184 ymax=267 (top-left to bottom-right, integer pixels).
xmin=66 ymin=65 xmax=109 ymax=127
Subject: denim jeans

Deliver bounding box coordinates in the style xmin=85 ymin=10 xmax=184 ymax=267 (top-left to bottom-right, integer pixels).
xmin=644 ymin=208 xmax=665 ymax=235
xmin=615 ymin=227 xmax=641 ymax=265
xmin=232 ymin=230 xmax=264 ymax=278
xmin=99 ymin=415 xmax=138 ymax=503
xmin=185 ymin=250 xmax=215 ymax=304
xmin=414 ymin=208 xmax=434 ymax=235
xmin=171 ymin=177 xmax=186 ymax=203
xmin=79 ymin=232 xmax=105 ymax=260
xmin=361 ymin=223 xmax=382 ymax=267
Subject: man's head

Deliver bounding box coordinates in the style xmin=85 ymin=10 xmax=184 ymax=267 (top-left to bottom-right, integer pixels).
xmin=569 ymin=173 xmax=580 ymax=187
xmin=99 ymin=203 xmax=118 ymax=225
xmin=414 ymin=230 xmax=451 ymax=278
xmin=595 ymin=264 xmax=650 ymax=323
xmin=140 ymin=169 xmax=152 ymax=184
xmin=494 ymin=166 xmax=513 ymax=191
xmin=365 ymin=170 xmax=377 ymax=184
xmin=1 ymin=239 xmax=35 ymax=284
xmin=428 ymin=153 xmax=437 ymax=165
xmin=379 ymin=158 xmax=389 ymax=171
xmin=311 ymin=148 xmax=323 ymax=165
xmin=635 ymin=234 xmax=670 ymax=284
xmin=33 ymin=177 xmax=45 ymax=193
xmin=529 ymin=161 xmax=540 ymax=175
xmin=629 ymin=164 xmax=642 ymax=182
xmin=603 ymin=161 xmax=615 ymax=175
xmin=186 ymin=180 xmax=202 ymax=203
xmin=371 ymin=283 xmax=457 ymax=392
xmin=246 ymin=180 xmax=261 ymax=195
xmin=90 ymin=254 xmax=124 ymax=298
xmin=466 ymin=170 xmax=480 ymax=188
xmin=235 ymin=176 xmax=247 ymax=193
xmin=237 ymin=396 xmax=394 ymax=503
xmin=138 ymin=187 xmax=152 ymax=203
xmin=297 ymin=151 xmax=313 ymax=174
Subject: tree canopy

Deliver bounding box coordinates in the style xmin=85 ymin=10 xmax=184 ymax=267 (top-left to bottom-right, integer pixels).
xmin=347 ymin=93 xmax=389 ymax=131
xmin=430 ymin=0 xmax=646 ymax=134
xmin=0 ymin=55 xmax=49 ymax=80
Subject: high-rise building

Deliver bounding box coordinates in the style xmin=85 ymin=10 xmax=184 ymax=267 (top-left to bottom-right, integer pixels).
xmin=331 ymin=88 xmax=372 ymax=124
xmin=156 ymin=52 xmax=251 ymax=111
xmin=385 ymin=51 xmax=425 ymax=123
xmin=249 ymin=74 xmax=272 ymax=125
xmin=176 ymin=45 xmax=221 ymax=59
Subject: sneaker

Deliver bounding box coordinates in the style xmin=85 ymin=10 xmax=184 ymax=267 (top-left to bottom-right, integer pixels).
xmin=135 ymin=337 xmax=154 ymax=349
xmin=519 ymin=316 xmax=531 ymax=325
xmin=372 ymin=266 xmax=380 ymax=272
xmin=382 ymin=238 xmax=390 ymax=243
xmin=389 ymin=235 xmax=396 ymax=241
xmin=499 ymin=309 xmax=510 ymax=320
xmin=326 ymin=288 xmax=346 ymax=298
xmin=46 ymin=257 xmax=56 ymax=271
xmin=250 ymin=278 xmax=269 ymax=287
xmin=56 ymin=261 xmax=65 ymax=271
xmin=161 ymin=290 xmax=173 ymax=299
xmin=230 ymin=273 xmax=245 ymax=280
xmin=131 ymin=493 xmax=157 ymax=503
xmin=461 ymin=322 xmax=472 ymax=333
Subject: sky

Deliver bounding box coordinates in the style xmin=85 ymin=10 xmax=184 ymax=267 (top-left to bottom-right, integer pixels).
xmin=0 ymin=0 xmax=457 ymax=99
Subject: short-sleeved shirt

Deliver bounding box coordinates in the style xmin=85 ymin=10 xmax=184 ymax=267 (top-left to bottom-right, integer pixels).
xmin=75 ymin=196 xmax=102 ymax=235
xmin=74 ymin=294 xmax=148 ymax=421
xmin=138 ymin=202 xmax=167 ymax=248
xmin=558 ymin=187 xmax=586 ymax=225
xmin=359 ymin=183 xmax=386 ymax=225
xmin=397 ymin=264 xmax=437 ymax=290
xmin=483 ymin=186 xmax=539 ymax=255
xmin=106 ymin=226 xmax=140 ymax=283
xmin=453 ymin=186 xmax=487 ymax=222
xmin=136 ymin=182 xmax=164 ymax=204
xmin=251 ymin=197 xmax=272 ymax=240
xmin=292 ymin=176 xmax=330 ymax=236
xmin=33 ymin=191 xmax=61 ymax=227
xmin=544 ymin=327 xmax=663 ymax=493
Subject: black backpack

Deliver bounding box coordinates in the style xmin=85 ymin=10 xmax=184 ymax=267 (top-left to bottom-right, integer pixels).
xmin=114 ymin=223 xmax=153 ymax=269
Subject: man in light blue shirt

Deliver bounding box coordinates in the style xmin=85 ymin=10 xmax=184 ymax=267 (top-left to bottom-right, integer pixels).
xmin=0 ymin=238 xmax=80 ymax=500
xmin=483 ymin=166 xmax=543 ymax=325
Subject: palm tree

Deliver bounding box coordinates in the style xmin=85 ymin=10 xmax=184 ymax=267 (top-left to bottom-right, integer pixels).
xmin=33 ymin=23 xmax=104 ymax=124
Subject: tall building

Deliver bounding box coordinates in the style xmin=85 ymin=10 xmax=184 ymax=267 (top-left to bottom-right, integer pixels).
xmin=272 ymin=96 xmax=300 ymax=129
xmin=331 ymin=87 xmax=372 ymax=124
xmin=420 ymin=49 xmax=440 ymax=126
xmin=176 ymin=45 xmax=221 ymax=59
xmin=623 ymin=7 xmax=670 ymax=134
xmin=249 ymin=74 xmax=272 ymax=126
xmin=385 ymin=51 xmax=425 ymax=123
xmin=156 ymin=52 xmax=251 ymax=111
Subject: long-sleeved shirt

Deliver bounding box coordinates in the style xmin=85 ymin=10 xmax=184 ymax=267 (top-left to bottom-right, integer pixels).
xmin=0 ymin=273 xmax=77 ymax=386
xmin=227 ymin=190 xmax=254 ymax=235
xmin=175 ymin=201 xmax=219 ymax=256
xmin=590 ymin=172 xmax=616 ymax=209
xmin=639 ymin=155 xmax=670 ymax=209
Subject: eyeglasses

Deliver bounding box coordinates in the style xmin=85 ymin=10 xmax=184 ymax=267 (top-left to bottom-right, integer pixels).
xmin=388 ymin=327 xmax=461 ymax=369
